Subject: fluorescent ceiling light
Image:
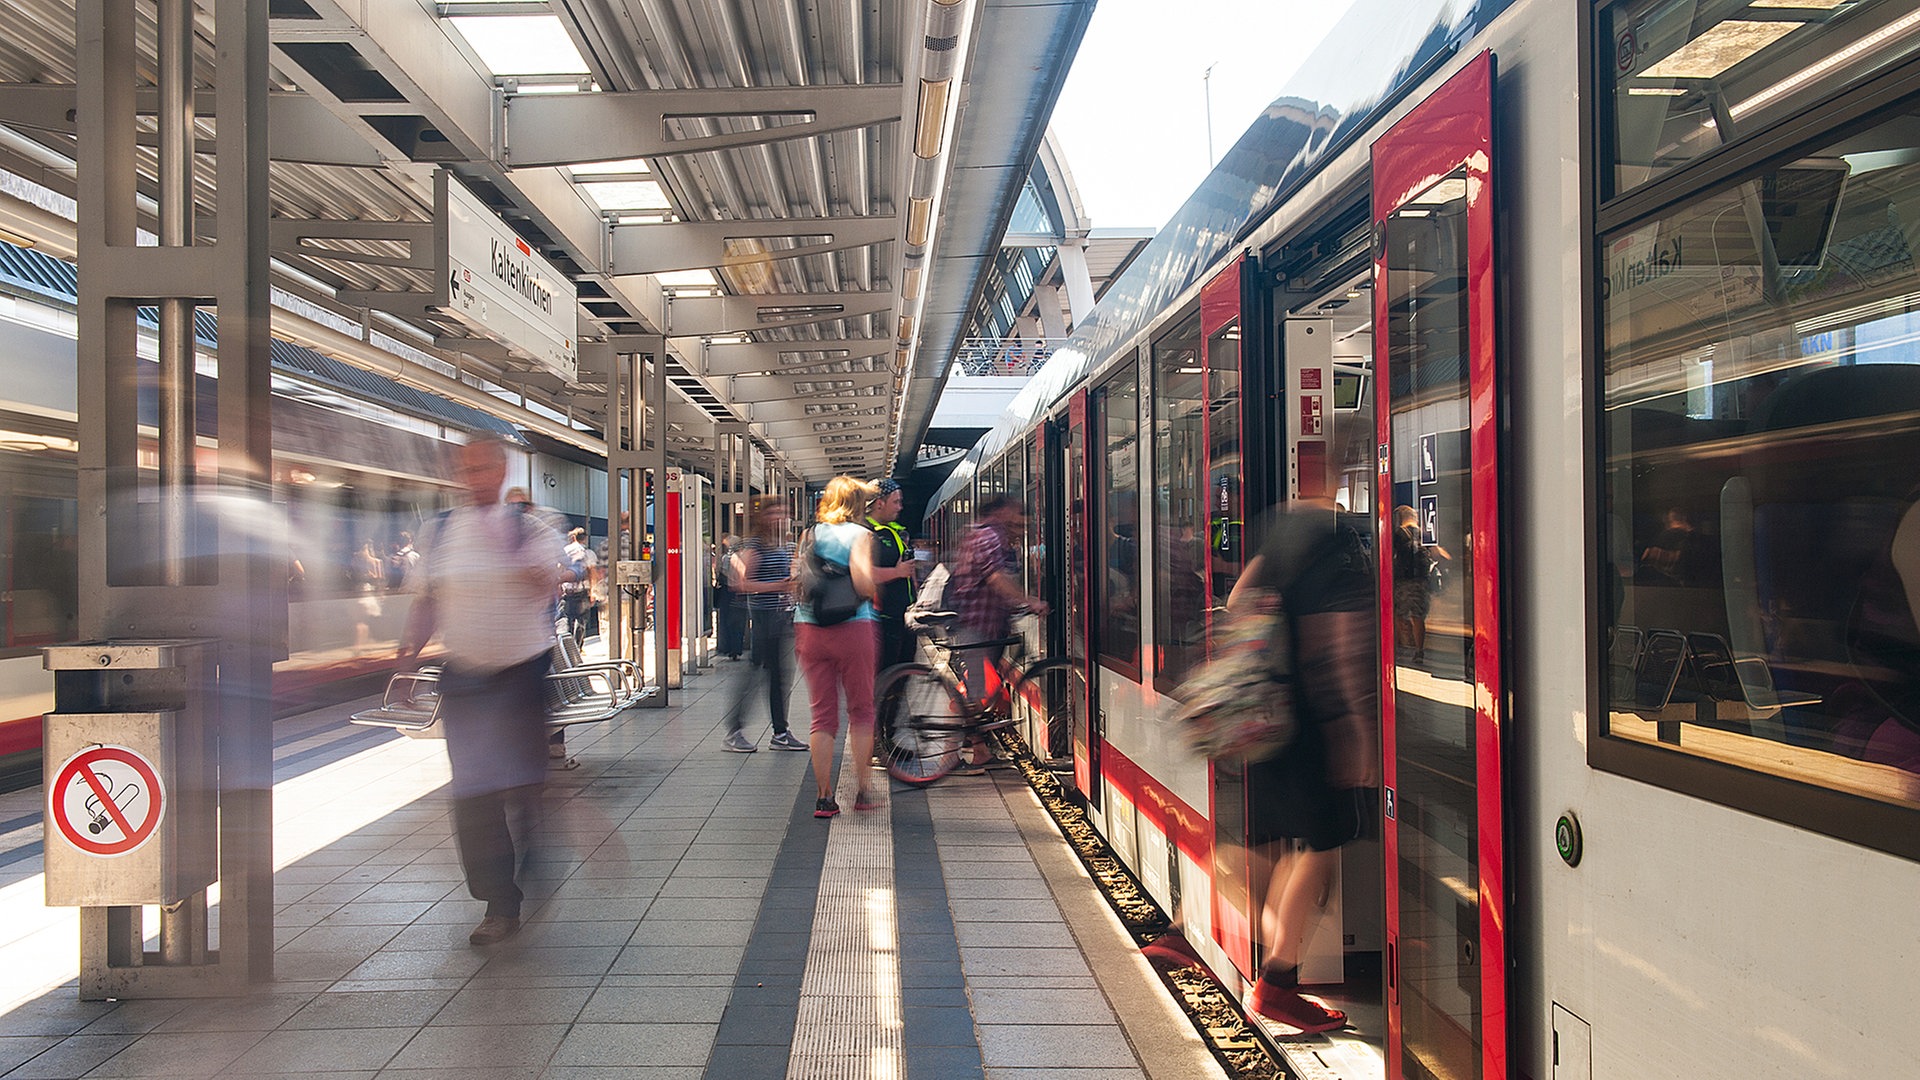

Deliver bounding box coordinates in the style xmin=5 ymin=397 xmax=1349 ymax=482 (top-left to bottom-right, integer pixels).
xmin=1642 ymin=20 xmax=1799 ymax=80
xmin=447 ymin=15 xmax=590 ymax=76
xmin=1750 ymin=0 xmax=1846 ymax=8
xmin=581 ymin=180 xmax=672 ymax=211
xmin=1731 ymin=8 xmax=1920 ymax=119
xmin=569 ymin=158 xmax=654 ymax=176
xmin=656 ymin=269 xmax=719 ymax=288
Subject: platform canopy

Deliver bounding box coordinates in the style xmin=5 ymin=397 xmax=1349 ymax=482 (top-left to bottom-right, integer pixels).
xmin=0 ymin=0 xmax=1094 ymax=483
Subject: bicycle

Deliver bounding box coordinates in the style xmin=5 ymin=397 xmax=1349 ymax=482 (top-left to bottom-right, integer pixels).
xmin=875 ymin=611 xmax=1077 ymax=785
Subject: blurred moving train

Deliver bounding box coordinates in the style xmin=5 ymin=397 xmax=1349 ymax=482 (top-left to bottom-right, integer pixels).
xmin=0 ymin=239 xmax=600 ymax=789
xmin=927 ymin=0 xmax=1920 ymax=1077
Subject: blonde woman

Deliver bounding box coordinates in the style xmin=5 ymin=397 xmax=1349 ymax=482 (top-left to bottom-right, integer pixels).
xmin=795 ymin=476 xmax=882 ymax=817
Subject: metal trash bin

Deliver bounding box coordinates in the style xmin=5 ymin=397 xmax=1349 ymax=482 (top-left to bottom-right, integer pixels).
xmin=42 ymin=640 xmax=217 ymax=908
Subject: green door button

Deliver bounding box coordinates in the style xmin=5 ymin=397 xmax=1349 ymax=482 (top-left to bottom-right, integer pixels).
xmin=1555 ymin=812 xmax=1583 ymax=867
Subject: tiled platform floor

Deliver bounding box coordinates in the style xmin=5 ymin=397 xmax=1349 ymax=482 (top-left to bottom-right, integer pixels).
xmin=0 ymin=652 xmax=1221 ymax=1079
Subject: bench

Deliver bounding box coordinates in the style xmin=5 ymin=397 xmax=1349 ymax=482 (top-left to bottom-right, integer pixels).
xmin=351 ymin=635 xmax=654 ymax=741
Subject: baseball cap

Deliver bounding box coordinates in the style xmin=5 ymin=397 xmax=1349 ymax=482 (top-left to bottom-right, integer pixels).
xmin=874 ymin=478 xmax=902 ymax=497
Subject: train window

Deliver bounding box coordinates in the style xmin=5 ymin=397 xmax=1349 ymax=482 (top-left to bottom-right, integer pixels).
xmin=1096 ymin=363 xmax=1141 ymax=676
xmin=1006 ymin=441 xmax=1029 ymax=592
xmin=1598 ymin=107 xmax=1920 ymax=831
xmin=3 ymin=492 xmax=80 ymax=650
xmin=1602 ymin=0 xmax=1920 ymax=200
xmin=1153 ymin=310 xmax=1206 ymax=693
xmin=1205 ymin=320 xmax=1243 ymax=635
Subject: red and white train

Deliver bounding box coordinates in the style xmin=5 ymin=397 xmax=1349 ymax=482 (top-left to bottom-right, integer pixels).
xmin=927 ymin=0 xmax=1920 ymax=1077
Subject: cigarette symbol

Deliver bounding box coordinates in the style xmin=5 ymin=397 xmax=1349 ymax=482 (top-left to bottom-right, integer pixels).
xmin=80 ymin=774 xmax=139 ymax=835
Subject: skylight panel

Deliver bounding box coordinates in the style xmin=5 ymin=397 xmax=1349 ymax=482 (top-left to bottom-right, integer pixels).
xmin=655 ymin=270 xmax=720 ymax=289
xmin=580 ymin=180 xmax=672 ymax=211
xmin=569 ymin=159 xmax=654 ymax=176
xmin=447 ymin=15 xmax=590 ymax=77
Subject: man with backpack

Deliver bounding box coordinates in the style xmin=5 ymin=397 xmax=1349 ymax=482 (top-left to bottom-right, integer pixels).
xmin=560 ymin=527 xmax=596 ymax=644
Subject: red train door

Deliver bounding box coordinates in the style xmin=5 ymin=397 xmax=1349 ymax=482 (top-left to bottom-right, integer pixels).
xmin=1196 ymin=258 xmax=1261 ymax=976
xmin=1066 ymin=390 xmax=1099 ymax=805
xmin=1370 ymin=51 xmax=1507 ymax=1080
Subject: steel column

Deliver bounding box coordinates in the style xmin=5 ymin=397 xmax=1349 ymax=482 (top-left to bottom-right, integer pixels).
xmin=68 ymin=0 xmax=275 ymax=997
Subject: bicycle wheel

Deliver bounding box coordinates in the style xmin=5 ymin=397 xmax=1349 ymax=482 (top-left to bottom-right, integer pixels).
xmin=876 ymin=663 xmax=968 ymax=785
xmin=1009 ymin=657 xmax=1077 ymax=763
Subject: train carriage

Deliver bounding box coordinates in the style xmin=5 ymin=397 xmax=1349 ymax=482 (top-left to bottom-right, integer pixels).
xmin=927 ymin=0 xmax=1920 ymax=1077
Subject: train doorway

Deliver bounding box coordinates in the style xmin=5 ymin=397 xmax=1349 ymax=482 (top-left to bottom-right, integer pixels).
xmin=1370 ymin=51 xmax=1507 ymax=1080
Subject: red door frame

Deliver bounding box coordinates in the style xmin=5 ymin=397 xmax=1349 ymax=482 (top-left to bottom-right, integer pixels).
xmin=1370 ymin=50 xmax=1506 ymax=1080
xmin=1197 ymin=258 xmax=1256 ymax=975
xmin=1066 ymin=390 xmax=1099 ymax=803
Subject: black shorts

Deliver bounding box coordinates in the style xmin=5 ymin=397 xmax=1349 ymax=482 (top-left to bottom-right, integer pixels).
xmin=1247 ymin=722 xmax=1370 ymax=851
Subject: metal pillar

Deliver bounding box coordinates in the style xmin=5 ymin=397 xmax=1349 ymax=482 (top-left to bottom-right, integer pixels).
xmin=69 ymin=0 xmax=275 ymax=997
xmin=603 ymin=336 xmax=668 ymax=706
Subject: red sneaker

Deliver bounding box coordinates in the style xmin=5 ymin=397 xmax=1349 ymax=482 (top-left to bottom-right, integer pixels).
xmin=1249 ymin=981 xmax=1347 ymax=1034
xmin=1141 ymin=931 xmax=1203 ymax=968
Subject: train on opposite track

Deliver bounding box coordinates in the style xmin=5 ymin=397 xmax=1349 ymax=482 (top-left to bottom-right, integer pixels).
xmin=0 ymin=248 xmax=611 ymax=789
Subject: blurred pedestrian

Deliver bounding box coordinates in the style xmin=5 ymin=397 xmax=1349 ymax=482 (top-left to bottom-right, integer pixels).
xmin=398 ymin=436 xmax=573 ymax=947
xmin=945 ymin=494 xmax=1048 ymax=769
xmin=795 ymin=476 xmax=881 ymax=817
xmin=561 ymin=527 xmax=596 ymax=644
xmin=1230 ymin=500 xmax=1376 ymax=1032
xmin=721 ymin=500 xmax=807 ymax=753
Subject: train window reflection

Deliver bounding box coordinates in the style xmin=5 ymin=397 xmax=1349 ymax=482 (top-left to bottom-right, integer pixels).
xmin=1600 ymin=109 xmax=1920 ymax=811
xmin=1604 ymin=0 xmax=1920 ymax=198
xmin=1096 ymin=363 xmax=1141 ymax=675
xmin=1153 ymin=311 xmax=1205 ymax=693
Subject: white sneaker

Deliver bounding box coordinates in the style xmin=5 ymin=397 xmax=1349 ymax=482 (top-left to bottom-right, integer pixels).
xmin=723 ymin=731 xmax=757 ymax=753
xmin=768 ymin=731 xmax=809 ymax=751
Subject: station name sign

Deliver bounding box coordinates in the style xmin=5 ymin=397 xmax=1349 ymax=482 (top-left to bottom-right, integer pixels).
xmin=435 ymin=170 xmax=578 ymax=382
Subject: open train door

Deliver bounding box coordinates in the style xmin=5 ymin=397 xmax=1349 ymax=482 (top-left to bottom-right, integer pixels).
xmin=1370 ymin=51 xmax=1507 ymax=1080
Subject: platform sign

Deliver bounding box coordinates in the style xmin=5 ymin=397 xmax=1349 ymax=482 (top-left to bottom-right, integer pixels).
xmin=49 ymin=745 xmax=165 ymax=857
xmin=438 ymin=170 xmax=579 ymax=383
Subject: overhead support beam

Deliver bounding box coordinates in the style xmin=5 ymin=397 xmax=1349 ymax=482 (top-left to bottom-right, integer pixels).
xmin=499 ymin=85 xmax=904 ymax=167
xmin=729 ymin=370 xmax=890 ymax=399
xmin=752 ymin=415 xmax=887 ymax=437
xmin=0 ymin=85 xmax=384 ymax=168
xmin=607 ymin=216 xmax=899 ymax=276
xmin=659 ymin=290 xmax=896 ymax=336
xmin=269 ymin=218 xmax=439 ymax=270
xmin=690 ymin=339 xmax=894 ymax=378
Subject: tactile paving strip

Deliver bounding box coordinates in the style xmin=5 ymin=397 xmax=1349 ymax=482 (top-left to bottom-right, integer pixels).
xmin=787 ymin=765 xmax=902 ymax=1079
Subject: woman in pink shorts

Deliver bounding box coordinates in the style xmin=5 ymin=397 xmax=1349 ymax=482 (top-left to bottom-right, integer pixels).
xmin=794 ymin=476 xmax=881 ymax=818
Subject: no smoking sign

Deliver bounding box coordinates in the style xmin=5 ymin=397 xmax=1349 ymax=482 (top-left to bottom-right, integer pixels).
xmin=50 ymin=745 xmax=166 ymax=857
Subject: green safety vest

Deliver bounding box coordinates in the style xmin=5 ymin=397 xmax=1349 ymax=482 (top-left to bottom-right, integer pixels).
xmin=866 ymin=516 xmax=915 ymax=603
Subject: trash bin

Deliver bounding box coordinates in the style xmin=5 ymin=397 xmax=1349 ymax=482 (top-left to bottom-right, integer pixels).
xmin=42 ymin=640 xmax=217 ymax=908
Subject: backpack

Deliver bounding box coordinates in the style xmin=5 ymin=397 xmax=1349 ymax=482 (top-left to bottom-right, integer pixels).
xmin=797 ymin=527 xmax=863 ymax=626
xmin=1171 ymin=588 xmax=1297 ymax=761
xmin=904 ymin=563 xmax=952 ymax=633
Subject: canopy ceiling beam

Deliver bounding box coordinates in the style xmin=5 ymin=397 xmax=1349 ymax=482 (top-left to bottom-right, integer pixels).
xmin=499 ymin=85 xmax=903 ymax=167
xmin=607 ymin=216 xmax=899 ymax=276
xmin=660 ymin=290 xmax=897 ymax=336
xmin=691 ymin=339 xmax=895 ymax=378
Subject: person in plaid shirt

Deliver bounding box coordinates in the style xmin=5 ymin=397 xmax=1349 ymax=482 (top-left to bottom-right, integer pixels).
xmin=947 ymin=495 xmax=1049 ymax=769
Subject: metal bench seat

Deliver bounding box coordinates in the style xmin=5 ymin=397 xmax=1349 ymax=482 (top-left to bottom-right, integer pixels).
xmin=352 ymin=636 xmax=653 ymax=740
